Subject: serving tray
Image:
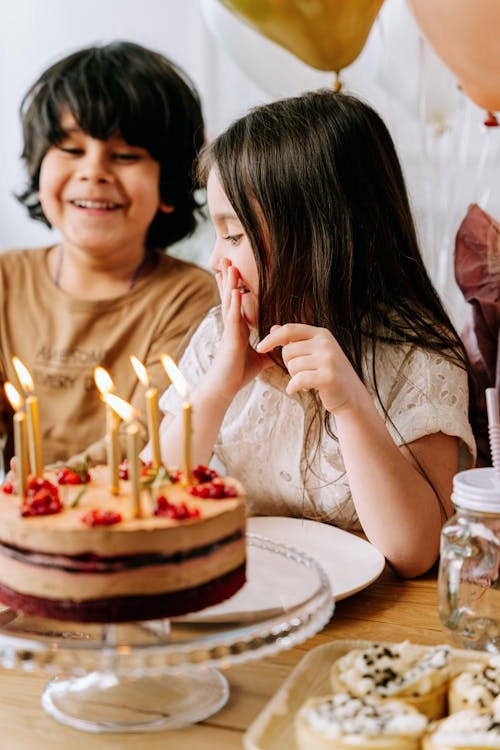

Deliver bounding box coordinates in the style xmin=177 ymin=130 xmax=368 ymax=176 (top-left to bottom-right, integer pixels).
xmin=243 ymin=638 xmax=490 ymax=750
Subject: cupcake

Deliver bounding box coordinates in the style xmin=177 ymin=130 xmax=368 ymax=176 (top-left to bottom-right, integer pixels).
xmin=449 ymin=656 xmax=500 ymax=712
xmin=423 ymin=700 xmax=500 ymax=749
xmin=295 ymin=692 xmax=428 ymax=750
xmin=330 ymin=642 xmax=451 ymax=719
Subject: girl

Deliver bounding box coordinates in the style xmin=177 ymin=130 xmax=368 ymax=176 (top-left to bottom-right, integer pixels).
xmin=145 ymin=90 xmax=475 ymax=578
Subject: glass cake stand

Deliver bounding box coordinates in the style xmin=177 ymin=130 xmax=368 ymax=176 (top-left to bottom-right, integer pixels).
xmin=0 ymin=534 xmax=333 ymax=733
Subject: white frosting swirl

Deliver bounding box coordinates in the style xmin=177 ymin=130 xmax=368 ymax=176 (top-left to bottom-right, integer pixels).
xmin=299 ymin=693 xmax=428 ymax=739
xmin=428 ymin=704 xmax=500 ymax=747
xmin=334 ymin=641 xmax=451 ymax=697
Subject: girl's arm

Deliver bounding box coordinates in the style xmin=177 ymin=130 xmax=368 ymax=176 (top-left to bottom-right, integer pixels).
xmin=257 ymin=323 xmax=458 ymax=578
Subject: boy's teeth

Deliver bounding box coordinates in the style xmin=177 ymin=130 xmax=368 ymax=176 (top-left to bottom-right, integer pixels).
xmin=74 ymin=199 xmax=116 ymax=209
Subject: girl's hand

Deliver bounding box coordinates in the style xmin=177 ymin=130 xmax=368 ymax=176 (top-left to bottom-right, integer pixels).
xmin=211 ymin=258 xmax=271 ymax=400
xmin=257 ymin=323 xmax=363 ymax=413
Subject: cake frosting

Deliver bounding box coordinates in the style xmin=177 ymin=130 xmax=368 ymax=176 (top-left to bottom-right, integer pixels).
xmin=423 ymin=701 xmax=500 ymax=749
xmin=0 ymin=464 xmax=246 ymax=622
xmin=330 ymin=641 xmax=451 ymax=720
xmin=449 ymin=657 xmax=500 ymax=712
xmin=295 ymin=692 xmax=428 ymax=750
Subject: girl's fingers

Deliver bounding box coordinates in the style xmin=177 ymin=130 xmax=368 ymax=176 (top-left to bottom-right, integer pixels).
xmin=286 ymin=370 xmax=320 ymax=395
xmin=227 ymin=288 xmax=243 ymax=323
xmin=256 ymin=323 xmax=315 ymax=353
xmin=220 ymin=262 xmax=238 ymax=320
xmin=284 ymin=353 xmax=316 ymax=377
xmin=281 ymin=340 xmax=314 ymax=366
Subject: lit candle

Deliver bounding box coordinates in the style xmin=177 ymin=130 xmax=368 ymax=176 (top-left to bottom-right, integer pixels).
xmin=12 ymin=356 xmax=42 ymax=476
xmin=102 ymin=393 xmax=142 ymax=517
xmin=4 ymin=382 xmax=29 ymax=497
xmin=130 ymin=355 xmax=161 ymax=470
xmin=160 ymin=354 xmax=192 ymax=485
xmin=94 ymin=367 xmax=120 ymax=494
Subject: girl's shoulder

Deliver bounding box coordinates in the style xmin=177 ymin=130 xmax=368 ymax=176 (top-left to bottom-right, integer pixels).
xmin=372 ymin=338 xmax=465 ymax=388
xmin=178 ymin=305 xmax=223 ymax=366
xmin=191 ymin=304 xmax=224 ymax=337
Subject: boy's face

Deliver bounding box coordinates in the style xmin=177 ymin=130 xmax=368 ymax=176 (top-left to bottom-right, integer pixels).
xmin=38 ymin=111 xmax=167 ymax=259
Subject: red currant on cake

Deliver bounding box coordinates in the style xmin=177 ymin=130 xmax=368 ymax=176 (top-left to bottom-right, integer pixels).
xmin=56 ymin=461 xmax=90 ymax=485
xmin=118 ymin=459 xmax=128 ymax=480
xmin=80 ymin=509 xmax=123 ymax=526
xmin=193 ymin=465 xmax=219 ymax=483
xmin=20 ymin=477 xmax=63 ymax=517
xmin=154 ymin=495 xmax=200 ymax=519
xmin=119 ymin=458 xmax=155 ymax=480
xmin=189 ymin=478 xmax=238 ymax=499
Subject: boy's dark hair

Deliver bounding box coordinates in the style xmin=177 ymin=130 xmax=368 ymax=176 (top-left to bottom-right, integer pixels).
xmin=18 ymin=40 xmax=205 ymax=249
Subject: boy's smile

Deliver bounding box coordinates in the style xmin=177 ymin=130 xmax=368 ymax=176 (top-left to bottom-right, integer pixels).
xmin=70 ymin=199 xmax=124 ymax=211
xmin=38 ymin=112 xmax=165 ymax=263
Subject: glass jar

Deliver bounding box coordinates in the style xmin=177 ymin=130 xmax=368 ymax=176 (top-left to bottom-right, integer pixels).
xmin=439 ymin=467 xmax=500 ymax=653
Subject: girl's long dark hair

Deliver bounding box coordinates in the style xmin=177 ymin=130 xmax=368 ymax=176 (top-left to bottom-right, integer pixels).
xmin=200 ymin=90 xmax=474 ymax=511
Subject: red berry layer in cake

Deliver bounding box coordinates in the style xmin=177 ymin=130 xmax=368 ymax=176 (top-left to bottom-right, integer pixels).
xmin=0 ymin=464 xmax=246 ymax=623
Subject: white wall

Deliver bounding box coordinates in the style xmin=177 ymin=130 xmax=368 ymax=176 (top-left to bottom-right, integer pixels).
xmin=1 ymin=0 xmax=499 ymax=324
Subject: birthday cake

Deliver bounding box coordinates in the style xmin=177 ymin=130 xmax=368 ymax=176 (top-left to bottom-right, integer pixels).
xmin=0 ymin=463 xmax=246 ymax=623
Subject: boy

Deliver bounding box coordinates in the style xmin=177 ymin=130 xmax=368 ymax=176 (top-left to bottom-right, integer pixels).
xmin=0 ymin=41 xmax=218 ymax=467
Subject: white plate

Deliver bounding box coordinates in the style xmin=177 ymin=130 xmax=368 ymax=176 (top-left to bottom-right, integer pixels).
xmin=248 ymin=517 xmax=385 ymax=601
xmin=177 ymin=517 xmax=384 ymax=624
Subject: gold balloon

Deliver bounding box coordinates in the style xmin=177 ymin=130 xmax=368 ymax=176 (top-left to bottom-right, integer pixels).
xmin=218 ymin=0 xmax=384 ymax=72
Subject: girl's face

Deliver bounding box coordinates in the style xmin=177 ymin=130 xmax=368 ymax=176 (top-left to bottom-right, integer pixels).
xmin=38 ymin=111 xmax=170 ymax=261
xmin=207 ymin=169 xmax=259 ymax=328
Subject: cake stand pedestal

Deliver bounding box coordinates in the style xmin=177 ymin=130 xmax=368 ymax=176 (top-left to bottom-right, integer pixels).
xmin=0 ymin=534 xmax=333 ymax=733
xmin=42 ymin=667 xmax=230 ymax=732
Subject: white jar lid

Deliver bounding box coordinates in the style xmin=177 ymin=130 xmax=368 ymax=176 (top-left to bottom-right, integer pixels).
xmin=452 ymin=467 xmax=500 ymax=512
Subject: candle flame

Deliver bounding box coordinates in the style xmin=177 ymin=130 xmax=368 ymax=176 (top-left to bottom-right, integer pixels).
xmin=160 ymin=354 xmax=189 ymax=399
xmin=12 ymin=356 xmax=34 ymax=393
xmin=94 ymin=366 xmax=115 ymax=395
xmin=102 ymin=393 xmax=139 ymax=423
xmin=130 ymin=355 xmax=150 ymax=387
xmin=4 ymin=382 xmax=23 ymax=411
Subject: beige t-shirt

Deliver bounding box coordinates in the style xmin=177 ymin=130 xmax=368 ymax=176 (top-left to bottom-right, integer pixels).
xmin=153 ymin=307 xmax=476 ymax=531
xmin=0 ymin=247 xmax=218 ymax=467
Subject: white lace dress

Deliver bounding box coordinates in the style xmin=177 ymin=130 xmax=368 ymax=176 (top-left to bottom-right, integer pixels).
xmin=153 ymin=307 xmax=476 ymax=531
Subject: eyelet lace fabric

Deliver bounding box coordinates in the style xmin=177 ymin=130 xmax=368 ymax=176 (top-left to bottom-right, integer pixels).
xmin=158 ymin=307 xmax=475 ymax=532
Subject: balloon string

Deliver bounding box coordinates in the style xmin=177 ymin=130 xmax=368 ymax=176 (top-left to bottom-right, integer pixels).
xmin=332 ymin=72 xmax=342 ymax=92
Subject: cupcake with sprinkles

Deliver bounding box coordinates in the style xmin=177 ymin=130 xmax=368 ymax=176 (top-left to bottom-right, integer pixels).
xmin=448 ymin=656 xmax=500 ymax=713
xmin=330 ymin=641 xmax=451 ymax=720
xmin=295 ymin=692 xmax=428 ymax=750
xmin=423 ymin=697 xmax=500 ymax=749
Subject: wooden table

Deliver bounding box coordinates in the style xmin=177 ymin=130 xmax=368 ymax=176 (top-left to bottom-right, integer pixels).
xmin=0 ymin=564 xmax=450 ymax=750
